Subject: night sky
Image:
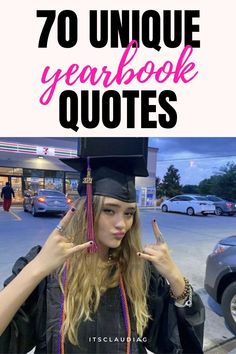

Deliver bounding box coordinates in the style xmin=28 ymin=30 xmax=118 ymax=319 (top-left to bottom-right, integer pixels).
xmin=149 ymin=138 xmax=236 ymax=185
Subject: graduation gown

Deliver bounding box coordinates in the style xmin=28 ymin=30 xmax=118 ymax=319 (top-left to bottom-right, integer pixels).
xmin=0 ymin=246 xmax=205 ymax=354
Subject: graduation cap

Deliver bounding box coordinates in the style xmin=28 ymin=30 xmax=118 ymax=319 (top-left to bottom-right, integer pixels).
xmin=62 ymin=138 xmax=149 ymax=202
xmin=61 ymin=138 xmax=149 ymax=252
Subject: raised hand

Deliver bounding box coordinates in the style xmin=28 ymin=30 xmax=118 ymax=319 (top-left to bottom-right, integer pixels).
xmin=137 ymin=219 xmax=185 ymax=297
xmin=32 ymin=208 xmax=92 ymax=276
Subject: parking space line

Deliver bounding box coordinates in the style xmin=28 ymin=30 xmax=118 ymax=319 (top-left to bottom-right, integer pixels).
xmin=9 ymin=210 xmax=22 ymax=221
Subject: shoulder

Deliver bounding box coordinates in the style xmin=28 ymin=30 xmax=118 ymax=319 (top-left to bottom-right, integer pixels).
xmin=145 ymin=262 xmax=169 ymax=299
xmin=4 ymin=246 xmax=42 ymax=286
xmin=14 ymin=245 xmax=42 ymax=269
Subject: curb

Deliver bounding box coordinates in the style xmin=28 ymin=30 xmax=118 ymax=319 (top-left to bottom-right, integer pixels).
xmin=205 ymin=337 xmax=236 ymax=353
xmin=139 ymin=207 xmax=161 ymax=210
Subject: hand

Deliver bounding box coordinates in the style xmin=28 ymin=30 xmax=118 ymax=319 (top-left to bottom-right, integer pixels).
xmin=137 ymin=220 xmax=185 ymax=297
xmin=32 ymin=208 xmax=92 ymax=276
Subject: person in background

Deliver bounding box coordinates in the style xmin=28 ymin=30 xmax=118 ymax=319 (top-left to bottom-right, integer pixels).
xmin=1 ymin=181 xmax=15 ymax=212
xmin=0 ymin=138 xmax=205 ymax=353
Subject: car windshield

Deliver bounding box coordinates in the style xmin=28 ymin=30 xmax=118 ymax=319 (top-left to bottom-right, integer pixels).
xmin=208 ymin=196 xmax=223 ymax=202
xmin=39 ymin=190 xmax=65 ymax=197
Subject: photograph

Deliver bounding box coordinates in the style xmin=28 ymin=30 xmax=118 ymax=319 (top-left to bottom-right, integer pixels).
xmin=0 ymin=137 xmax=235 ymax=353
xmin=1 ymin=0 xmax=236 ymax=353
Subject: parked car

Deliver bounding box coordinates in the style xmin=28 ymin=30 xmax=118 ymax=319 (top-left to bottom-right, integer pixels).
xmin=206 ymin=195 xmax=236 ymax=216
xmin=66 ymin=192 xmax=79 ymax=203
xmin=23 ymin=189 xmax=73 ymax=216
xmin=160 ymin=194 xmax=215 ymax=216
xmin=204 ymin=235 xmax=236 ymax=334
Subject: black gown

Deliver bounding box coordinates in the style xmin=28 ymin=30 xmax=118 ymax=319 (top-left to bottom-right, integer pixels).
xmin=0 ymin=246 xmax=205 ymax=354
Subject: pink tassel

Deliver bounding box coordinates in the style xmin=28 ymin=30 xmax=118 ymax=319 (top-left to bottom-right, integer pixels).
xmin=85 ymin=158 xmax=98 ymax=253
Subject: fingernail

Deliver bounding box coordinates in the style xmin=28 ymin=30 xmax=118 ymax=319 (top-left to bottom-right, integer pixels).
xmin=89 ymin=241 xmax=93 ymax=245
xmin=137 ymin=252 xmax=141 ymax=256
xmin=71 ymin=207 xmax=75 ymax=212
xmin=153 ymin=219 xmax=156 ymax=223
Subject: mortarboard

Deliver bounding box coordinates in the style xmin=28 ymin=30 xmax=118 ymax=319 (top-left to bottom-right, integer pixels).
xmin=61 ymin=138 xmax=149 ymax=252
xmin=61 ymin=138 xmax=149 ymax=203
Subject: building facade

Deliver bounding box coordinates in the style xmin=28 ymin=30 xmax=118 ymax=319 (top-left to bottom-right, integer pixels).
xmin=0 ymin=138 xmax=157 ymax=206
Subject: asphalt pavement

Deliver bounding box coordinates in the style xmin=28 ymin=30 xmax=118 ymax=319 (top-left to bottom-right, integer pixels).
xmin=0 ymin=206 xmax=235 ymax=353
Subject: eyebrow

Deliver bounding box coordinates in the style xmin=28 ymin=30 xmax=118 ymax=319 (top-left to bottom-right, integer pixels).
xmin=103 ymin=203 xmax=136 ymax=211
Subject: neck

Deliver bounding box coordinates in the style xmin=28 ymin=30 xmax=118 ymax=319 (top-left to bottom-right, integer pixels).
xmin=97 ymin=244 xmax=110 ymax=262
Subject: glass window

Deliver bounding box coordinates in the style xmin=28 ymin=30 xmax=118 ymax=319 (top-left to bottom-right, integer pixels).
xmin=39 ymin=190 xmax=65 ymax=197
xmin=146 ymin=187 xmax=155 ymax=206
xmin=141 ymin=188 xmax=147 ymax=206
xmin=65 ymin=178 xmax=79 ymax=201
xmin=0 ymin=167 xmax=15 ymax=175
xmin=136 ymin=189 xmax=141 ymax=205
xmin=54 ymin=178 xmax=63 ymax=192
xmin=0 ymin=176 xmax=9 ymax=189
xmin=45 ymin=170 xmax=64 ymax=178
xmin=180 ymin=196 xmax=192 ymax=201
xmin=24 ymin=177 xmax=44 ymax=192
xmin=66 ymin=178 xmax=78 ymax=193
xmin=13 ymin=168 xmax=23 ymax=175
xmin=45 ymin=177 xmax=63 ymax=192
xmin=207 ymin=196 xmax=222 ymax=202
xmin=10 ymin=177 xmax=23 ymax=203
xmin=194 ymin=196 xmax=208 ymax=201
xmin=65 ymin=172 xmax=80 ymax=179
xmin=23 ymin=169 xmax=44 ymax=178
xmin=0 ymin=167 xmax=22 ymax=176
xmin=45 ymin=177 xmax=54 ymax=190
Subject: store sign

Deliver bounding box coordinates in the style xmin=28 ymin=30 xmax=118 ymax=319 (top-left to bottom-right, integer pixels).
xmin=0 ymin=141 xmax=77 ymax=158
xmin=36 ymin=146 xmax=55 ymax=156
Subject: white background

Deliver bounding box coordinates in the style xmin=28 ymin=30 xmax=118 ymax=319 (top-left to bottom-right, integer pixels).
xmin=0 ymin=1 xmax=235 ymax=137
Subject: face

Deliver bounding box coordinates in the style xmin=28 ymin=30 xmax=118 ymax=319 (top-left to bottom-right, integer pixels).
xmin=96 ymin=197 xmax=136 ymax=255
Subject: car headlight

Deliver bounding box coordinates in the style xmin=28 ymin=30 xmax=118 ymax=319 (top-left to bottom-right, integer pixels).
xmin=213 ymin=244 xmax=230 ymax=255
xmin=37 ymin=197 xmax=46 ymax=203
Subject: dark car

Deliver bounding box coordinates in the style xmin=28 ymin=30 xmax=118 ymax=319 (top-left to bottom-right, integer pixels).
xmin=23 ymin=189 xmax=73 ymax=216
xmin=204 ymin=235 xmax=236 ymax=334
xmin=206 ymin=195 xmax=236 ymax=216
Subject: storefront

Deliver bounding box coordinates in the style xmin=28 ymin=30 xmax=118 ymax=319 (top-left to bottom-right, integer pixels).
xmin=0 ymin=167 xmax=80 ymax=204
xmin=0 ymin=169 xmax=23 ymax=203
xmin=0 ymin=138 xmax=158 ymax=206
xmin=0 ymin=139 xmax=80 ymax=204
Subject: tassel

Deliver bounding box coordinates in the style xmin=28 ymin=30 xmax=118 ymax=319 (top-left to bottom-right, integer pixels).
xmin=83 ymin=157 xmax=98 ymax=253
xmin=58 ymin=261 xmax=69 ymax=354
xmin=119 ymin=274 xmax=132 ymax=354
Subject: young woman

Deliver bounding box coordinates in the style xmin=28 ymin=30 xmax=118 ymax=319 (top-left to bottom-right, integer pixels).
xmin=0 ymin=144 xmax=205 ymax=354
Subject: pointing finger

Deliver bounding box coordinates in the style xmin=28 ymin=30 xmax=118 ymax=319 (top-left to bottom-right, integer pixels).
xmin=152 ymin=219 xmax=165 ymax=244
xmin=68 ymin=241 xmax=93 ymax=255
xmin=137 ymin=251 xmax=155 ymax=262
xmin=56 ymin=207 xmax=76 ymax=231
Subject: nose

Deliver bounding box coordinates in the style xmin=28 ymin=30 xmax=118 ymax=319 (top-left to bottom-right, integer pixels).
xmin=114 ymin=213 xmax=126 ymax=230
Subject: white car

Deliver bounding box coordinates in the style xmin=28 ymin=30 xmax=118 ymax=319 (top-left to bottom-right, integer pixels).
xmin=161 ymin=194 xmax=215 ymax=216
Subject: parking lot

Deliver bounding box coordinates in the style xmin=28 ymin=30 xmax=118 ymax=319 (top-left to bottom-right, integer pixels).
xmin=140 ymin=208 xmax=236 ymax=352
xmin=0 ymin=207 xmax=235 ymax=353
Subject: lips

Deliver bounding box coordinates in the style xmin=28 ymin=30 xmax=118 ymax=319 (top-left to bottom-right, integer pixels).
xmin=113 ymin=232 xmax=125 ymax=239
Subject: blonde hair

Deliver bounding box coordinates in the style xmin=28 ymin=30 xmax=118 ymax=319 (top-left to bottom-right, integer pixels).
xmin=59 ymin=196 xmax=150 ymax=345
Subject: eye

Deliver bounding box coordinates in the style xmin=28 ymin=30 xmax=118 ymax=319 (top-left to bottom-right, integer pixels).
xmin=103 ymin=208 xmax=115 ymax=215
xmin=124 ymin=211 xmax=135 ymax=218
